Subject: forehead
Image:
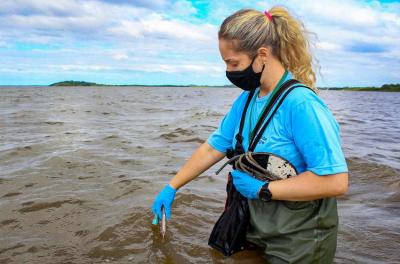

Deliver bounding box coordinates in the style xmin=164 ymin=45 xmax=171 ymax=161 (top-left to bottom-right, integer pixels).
xmin=219 ymin=38 xmax=248 ymax=62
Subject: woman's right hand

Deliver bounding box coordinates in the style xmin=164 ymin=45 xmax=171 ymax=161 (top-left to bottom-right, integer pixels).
xmin=152 ymin=184 xmax=177 ymax=220
xmin=151 ymin=142 xmax=224 ymax=222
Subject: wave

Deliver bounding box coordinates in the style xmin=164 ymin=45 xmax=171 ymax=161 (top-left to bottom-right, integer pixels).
xmin=18 ymin=199 xmax=85 ymax=213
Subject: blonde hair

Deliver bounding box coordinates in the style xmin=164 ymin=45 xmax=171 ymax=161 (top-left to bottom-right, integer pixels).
xmin=219 ymin=6 xmax=320 ymax=93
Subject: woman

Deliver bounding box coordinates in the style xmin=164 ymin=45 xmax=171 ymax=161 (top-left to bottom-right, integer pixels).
xmin=152 ymin=6 xmax=349 ymax=264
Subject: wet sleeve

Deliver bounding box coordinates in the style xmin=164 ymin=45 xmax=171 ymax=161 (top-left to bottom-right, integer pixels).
xmin=207 ymin=94 xmax=243 ymax=154
xmin=290 ymin=100 xmax=348 ymax=176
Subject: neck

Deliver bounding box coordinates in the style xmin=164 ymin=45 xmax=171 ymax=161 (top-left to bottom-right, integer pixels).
xmin=258 ymin=61 xmax=286 ymax=98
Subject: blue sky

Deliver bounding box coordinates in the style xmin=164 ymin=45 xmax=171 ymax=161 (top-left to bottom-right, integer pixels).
xmin=0 ymin=0 xmax=399 ymax=87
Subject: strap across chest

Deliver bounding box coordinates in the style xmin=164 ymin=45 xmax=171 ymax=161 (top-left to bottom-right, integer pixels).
xmin=229 ymin=79 xmax=316 ymax=156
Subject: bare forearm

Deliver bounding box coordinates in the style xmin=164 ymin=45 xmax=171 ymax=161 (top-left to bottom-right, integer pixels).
xmin=169 ymin=142 xmax=225 ymax=190
xmin=268 ymin=170 xmax=349 ymax=201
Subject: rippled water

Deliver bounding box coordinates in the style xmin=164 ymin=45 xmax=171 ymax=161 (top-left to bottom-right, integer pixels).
xmin=0 ymin=86 xmax=399 ymax=263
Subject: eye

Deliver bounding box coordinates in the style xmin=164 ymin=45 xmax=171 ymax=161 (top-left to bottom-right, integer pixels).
xmin=229 ymin=61 xmax=240 ymax=68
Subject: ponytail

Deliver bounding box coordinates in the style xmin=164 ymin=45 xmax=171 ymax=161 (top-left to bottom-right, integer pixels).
xmin=219 ymin=6 xmax=319 ymax=93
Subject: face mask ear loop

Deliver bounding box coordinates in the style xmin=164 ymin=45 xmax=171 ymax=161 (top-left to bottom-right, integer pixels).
xmin=260 ymin=63 xmax=265 ymax=74
xmin=250 ymin=54 xmax=257 ymax=68
xmin=252 ymin=54 xmax=265 ymax=74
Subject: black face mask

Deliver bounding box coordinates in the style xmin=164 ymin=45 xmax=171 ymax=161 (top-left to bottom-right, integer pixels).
xmin=226 ymin=55 xmax=265 ymax=91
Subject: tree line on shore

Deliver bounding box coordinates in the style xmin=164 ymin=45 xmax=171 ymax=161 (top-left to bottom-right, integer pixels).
xmin=49 ymin=81 xmax=400 ymax=92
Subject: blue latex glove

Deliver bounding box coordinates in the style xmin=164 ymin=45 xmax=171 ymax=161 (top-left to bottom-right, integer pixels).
xmin=231 ymin=170 xmax=266 ymax=200
xmin=152 ymin=184 xmax=177 ymax=221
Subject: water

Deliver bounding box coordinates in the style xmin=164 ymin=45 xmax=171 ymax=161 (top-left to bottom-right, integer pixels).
xmin=0 ymin=86 xmax=399 ymax=263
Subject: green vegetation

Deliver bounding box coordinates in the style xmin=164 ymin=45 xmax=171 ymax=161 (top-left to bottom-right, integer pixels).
xmin=50 ymin=81 xmax=101 ymax=86
xmin=49 ymin=80 xmax=234 ymax=87
xmin=320 ymin=83 xmax=400 ymax=92
xmin=49 ymin=81 xmax=400 ymax=91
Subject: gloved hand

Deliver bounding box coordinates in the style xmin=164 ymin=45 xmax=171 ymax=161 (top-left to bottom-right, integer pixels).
xmin=152 ymin=184 xmax=177 ymax=221
xmin=231 ymin=170 xmax=266 ymax=200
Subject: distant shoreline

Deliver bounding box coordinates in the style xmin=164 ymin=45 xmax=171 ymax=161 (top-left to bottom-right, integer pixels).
xmin=49 ymin=81 xmax=233 ymax=88
xmin=44 ymin=81 xmax=398 ymax=92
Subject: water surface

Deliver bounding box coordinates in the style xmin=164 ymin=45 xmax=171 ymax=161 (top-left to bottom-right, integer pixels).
xmin=0 ymin=86 xmax=399 ymax=263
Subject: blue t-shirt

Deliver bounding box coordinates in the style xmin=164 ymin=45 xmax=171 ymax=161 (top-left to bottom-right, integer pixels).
xmin=207 ymin=71 xmax=348 ymax=176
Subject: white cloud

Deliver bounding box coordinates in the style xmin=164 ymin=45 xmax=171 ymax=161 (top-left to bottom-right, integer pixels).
xmin=95 ymin=0 xmax=170 ymax=10
xmin=0 ymin=0 xmax=398 ymax=86
xmin=254 ymin=0 xmax=400 ymax=86
xmin=0 ymin=0 xmax=87 ymax=16
xmin=316 ymin=41 xmax=341 ymax=51
xmin=107 ymin=13 xmax=215 ymax=42
xmin=0 ymin=0 xmax=217 ymax=48
xmin=3 ymin=14 xmax=106 ymax=31
xmin=171 ymin=0 xmax=198 ymax=17
xmin=0 ymin=60 xmax=223 ymax=75
xmin=112 ymin=51 xmax=129 ymax=61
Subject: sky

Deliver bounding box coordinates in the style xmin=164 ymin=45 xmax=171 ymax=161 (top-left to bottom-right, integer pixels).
xmin=0 ymin=0 xmax=399 ymax=87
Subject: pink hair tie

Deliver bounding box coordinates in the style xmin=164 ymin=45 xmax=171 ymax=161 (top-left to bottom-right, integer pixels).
xmin=264 ymin=11 xmax=273 ymax=21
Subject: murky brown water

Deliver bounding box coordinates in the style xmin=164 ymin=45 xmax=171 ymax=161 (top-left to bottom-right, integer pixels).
xmin=0 ymin=86 xmax=399 ymax=264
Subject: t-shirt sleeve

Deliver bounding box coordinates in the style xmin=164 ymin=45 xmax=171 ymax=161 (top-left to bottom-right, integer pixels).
xmin=207 ymin=93 xmax=244 ymax=154
xmin=289 ymin=99 xmax=348 ymax=175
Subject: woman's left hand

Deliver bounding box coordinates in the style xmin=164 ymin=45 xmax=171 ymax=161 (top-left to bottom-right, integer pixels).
xmin=231 ymin=170 xmax=267 ymax=199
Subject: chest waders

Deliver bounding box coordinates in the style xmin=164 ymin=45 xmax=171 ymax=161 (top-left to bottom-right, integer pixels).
xmin=209 ymin=79 xmax=338 ymax=263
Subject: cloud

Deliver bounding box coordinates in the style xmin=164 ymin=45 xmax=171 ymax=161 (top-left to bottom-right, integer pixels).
xmin=2 ymin=14 xmax=106 ymax=32
xmin=95 ymin=0 xmax=169 ymax=9
xmin=315 ymin=41 xmax=341 ymax=51
xmin=0 ymin=0 xmax=216 ymax=46
xmin=111 ymin=51 xmax=129 ymax=61
xmin=254 ymin=0 xmax=400 ymax=86
xmin=0 ymin=0 xmax=399 ymax=86
xmin=107 ymin=14 xmax=215 ymax=42
xmin=170 ymin=0 xmax=198 ymax=17
xmin=0 ymin=0 xmax=86 ymax=16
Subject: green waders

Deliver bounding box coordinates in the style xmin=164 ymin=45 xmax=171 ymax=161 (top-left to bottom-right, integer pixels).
xmin=246 ymin=197 xmax=338 ymax=264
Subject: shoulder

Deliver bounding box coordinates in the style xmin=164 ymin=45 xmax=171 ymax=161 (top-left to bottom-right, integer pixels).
xmin=235 ymin=90 xmax=251 ymax=102
xmin=282 ymin=83 xmax=339 ymax=125
xmin=230 ymin=90 xmax=253 ymax=115
xmin=281 ymin=84 xmax=333 ymax=114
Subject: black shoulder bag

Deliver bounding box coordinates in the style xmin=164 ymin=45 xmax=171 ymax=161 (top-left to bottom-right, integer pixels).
xmin=208 ymin=79 xmax=314 ymax=256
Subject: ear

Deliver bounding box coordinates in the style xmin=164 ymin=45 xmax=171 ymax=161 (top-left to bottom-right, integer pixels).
xmin=257 ymin=46 xmax=271 ymax=63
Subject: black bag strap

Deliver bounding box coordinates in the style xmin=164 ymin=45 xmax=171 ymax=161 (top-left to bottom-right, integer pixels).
xmin=248 ymin=79 xmax=300 ymax=144
xmin=230 ymin=88 xmax=256 ymax=156
xmin=233 ymin=79 xmax=300 ymax=155
xmin=248 ymin=84 xmax=317 ymax=151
